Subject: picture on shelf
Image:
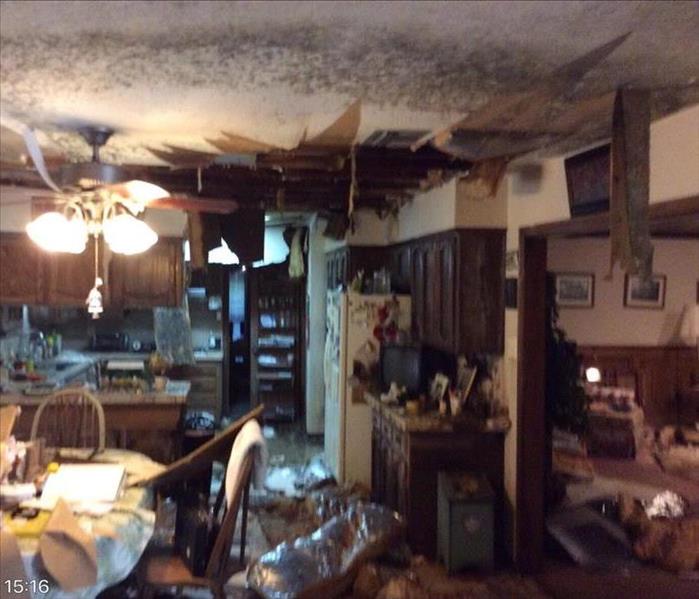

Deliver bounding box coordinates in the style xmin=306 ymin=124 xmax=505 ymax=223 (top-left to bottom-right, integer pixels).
xmin=624 ymin=274 xmax=666 ymax=309
xmin=430 ymin=373 xmax=450 ymax=404
xmin=555 ymin=272 xmax=594 ymax=308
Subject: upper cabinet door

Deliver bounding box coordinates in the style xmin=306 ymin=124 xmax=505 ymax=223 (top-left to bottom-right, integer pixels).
xmin=44 ymin=237 xmax=99 ymax=306
xmin=0 ymin=234 xmax=43 ymax=305
xmin=109 ymin=238 xmax=184 ymax=308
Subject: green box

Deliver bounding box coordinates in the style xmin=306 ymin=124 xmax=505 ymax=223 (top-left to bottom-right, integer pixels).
xmin=437 ymin=471 xmax=494 ymax=573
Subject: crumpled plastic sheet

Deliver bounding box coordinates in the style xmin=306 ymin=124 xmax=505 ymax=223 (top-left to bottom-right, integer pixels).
xmin=247 ymin=502 xmax=404 ymax=599
xmin=643 ymin=490 xmax=687 ymax=519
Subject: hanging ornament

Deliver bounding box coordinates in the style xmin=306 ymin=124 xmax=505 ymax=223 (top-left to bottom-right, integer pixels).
xmin=85 ymin=237 xmax=104 ymax=319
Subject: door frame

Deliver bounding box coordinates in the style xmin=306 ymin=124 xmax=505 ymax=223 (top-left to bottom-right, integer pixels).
xmin=514 ymin=194 xmax=699 ymax=573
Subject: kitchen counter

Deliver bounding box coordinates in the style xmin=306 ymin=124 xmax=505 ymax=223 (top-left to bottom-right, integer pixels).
xmin=1 ymin=381 xmax=191 ymax=463
xmin=0 ymin=381 xmax=190 ymax=406
xmin=193 ymin=350 xmax=224 ymax=361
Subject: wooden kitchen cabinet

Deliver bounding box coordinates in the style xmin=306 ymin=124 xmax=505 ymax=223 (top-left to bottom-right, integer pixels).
xmin=325 ymin=245 xmax=388 ymax=290
xmin=0 ymin=233 xmax=184 ymax=308
xmin=187 ymin=360 xmax=223 ymax=421
xmin=44 ymin=237 xmax=99 ymax=306
xmin=324 ymin=228 xmax=504 ymax=355
xmin=109 ymin=237 xmax=184 ymax=308
xmin=0 ymin=234 xmax=43 ymax=305
xmin=389 ymin=228 xmax=505 ymax=355
xmin=368 ymin=393 xmax=504 ymax=560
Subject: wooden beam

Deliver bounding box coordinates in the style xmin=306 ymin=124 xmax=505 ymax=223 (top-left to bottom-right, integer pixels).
xmin=516 ymin=233 xmax=548 ymax=574
xmin=521 ymin=193 xmax=699 ymax=238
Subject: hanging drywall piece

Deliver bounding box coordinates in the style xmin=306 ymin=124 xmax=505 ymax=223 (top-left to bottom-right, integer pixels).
xmin=146 ymin=144 xmax=217 ymax=168
xmin=609 ymin=88 xmax=653 ymax=280
xmin=205 ymin=132 xmax=277 ymax=154
xmin=413 ymin=33 xmax=630 ymax=159
xmin=304 ymin=99 xmax=362 ymax=148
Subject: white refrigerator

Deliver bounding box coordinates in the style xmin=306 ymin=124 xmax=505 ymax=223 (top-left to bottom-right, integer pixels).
xmin=323 ymin=291 xmax=411 ymax=487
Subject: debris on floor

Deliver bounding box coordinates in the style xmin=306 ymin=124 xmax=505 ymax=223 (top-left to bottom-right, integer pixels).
xmin=247 ymin=503 xmax=404 ymax=599
xmin=619 ymin=493 xmax=699 ymax=573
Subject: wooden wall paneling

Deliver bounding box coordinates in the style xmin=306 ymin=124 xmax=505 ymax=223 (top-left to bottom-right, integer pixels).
xmin=516 ymin=233 xmax=547 ymax=574
xmin=578 ymin=345 xmax=699 ymax=426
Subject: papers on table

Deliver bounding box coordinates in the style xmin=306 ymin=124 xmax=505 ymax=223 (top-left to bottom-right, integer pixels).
xmin=29 ymin=464 xmax=126 ymax=511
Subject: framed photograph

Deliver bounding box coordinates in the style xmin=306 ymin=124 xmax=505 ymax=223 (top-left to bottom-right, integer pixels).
xmin=430 ymin=373 xmax=450 ymax=404
xmin=555 ymin=272 xmax=595 ymax=308
xmin=624 ymin=274 xmax=666 ymax=309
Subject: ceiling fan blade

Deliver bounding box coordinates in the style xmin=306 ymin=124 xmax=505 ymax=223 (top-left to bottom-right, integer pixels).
xmin=148 ymin=195 xmax=238 ymax=214
xmin=3 ymin=121 xmax=64 ymax=192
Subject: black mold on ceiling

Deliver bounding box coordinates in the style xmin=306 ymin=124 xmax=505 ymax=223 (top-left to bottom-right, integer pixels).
xmin=1 ymin=1 xmax=698 ymax=163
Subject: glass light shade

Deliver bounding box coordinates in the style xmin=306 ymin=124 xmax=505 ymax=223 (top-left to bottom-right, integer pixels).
xmin=585 ymin=367 xmax=602 ymax=383
xmin=121 ymin=180 xmax=169 ymax=203
xmin=103 ymin=214 xmax=158 ymax=255
xmin=26 ymin=212 xmax=88 ymax=253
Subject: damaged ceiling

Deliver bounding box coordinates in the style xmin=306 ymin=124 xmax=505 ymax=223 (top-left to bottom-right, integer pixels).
xmin=1 ymin=0 xmax=698 ymax=217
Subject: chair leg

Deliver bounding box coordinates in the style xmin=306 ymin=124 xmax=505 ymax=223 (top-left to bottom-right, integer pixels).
xmin=239 ymin=481 xmax=250 ymax=565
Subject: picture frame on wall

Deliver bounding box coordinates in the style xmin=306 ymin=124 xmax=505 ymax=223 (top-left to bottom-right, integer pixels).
xmin=624 ymin=274 xmax=666 ymax=309
xmin=555 ymin=272 xmax=594 ymax=308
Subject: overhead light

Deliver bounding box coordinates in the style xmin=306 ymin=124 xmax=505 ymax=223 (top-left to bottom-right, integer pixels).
xmin=26 ymin=212 xmax=88 ymax=254
xmin=585 ymin=367 xmax=601 ymax=383
xmin=26 ymin=180 xmax=163 ymax=256
xmin=118 ymin=180 xmax=169 ymax=204
xmin=103 ymin=213 xmax=158 ymax=255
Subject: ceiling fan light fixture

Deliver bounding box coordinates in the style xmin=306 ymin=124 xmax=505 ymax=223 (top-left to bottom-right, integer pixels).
xmin=26 ymin=211 xmax=88 ymax=254
xmin=103 ymin=213 xmax=158 ymax=255
xmin=121 ymin=180 xmax=170 ymax=204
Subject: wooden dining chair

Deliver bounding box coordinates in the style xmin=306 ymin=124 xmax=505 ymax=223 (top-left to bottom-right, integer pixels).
xmin=30 ymin=388 xmax=106 ymax=452
xmin=139 ymin=451 xmax=255 ymax=599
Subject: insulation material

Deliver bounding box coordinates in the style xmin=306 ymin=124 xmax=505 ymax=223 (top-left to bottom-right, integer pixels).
xmin=247 ymin=503 xmax=404 ymax=599
xmin=288 ymin=228 xmax=305 ymax=279
xmin=457 ymin=157 xmax=508 ymax=201
xmin=643 ymin=491 xmax=687 ymax=520
xmin=609 ymin=89 xmax=654 ymax=280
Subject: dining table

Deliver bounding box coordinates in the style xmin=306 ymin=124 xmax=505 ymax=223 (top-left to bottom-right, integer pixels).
xmin=1 ymin=448 xmax=165 ymax=599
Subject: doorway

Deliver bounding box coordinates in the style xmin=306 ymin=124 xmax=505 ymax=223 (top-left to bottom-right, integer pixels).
xmin=515 ymin=195 xmax=699 ymax=582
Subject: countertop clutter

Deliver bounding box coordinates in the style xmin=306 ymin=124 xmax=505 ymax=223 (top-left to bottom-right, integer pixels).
xmin=364 ymin=392 xmax=511 ymax=434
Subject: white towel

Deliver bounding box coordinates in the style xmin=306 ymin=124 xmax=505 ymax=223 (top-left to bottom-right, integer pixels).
xmin=224 ymin=419 xmax=267 ymax=509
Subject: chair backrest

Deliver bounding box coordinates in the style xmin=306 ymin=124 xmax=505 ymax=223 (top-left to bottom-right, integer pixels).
xmin=30 ymin=388 xmax=106 ymax=451
xmin=135 ymin=405 xmax=263 ymax=489
xmin=205 ymin=450 xmax=254 ymax=582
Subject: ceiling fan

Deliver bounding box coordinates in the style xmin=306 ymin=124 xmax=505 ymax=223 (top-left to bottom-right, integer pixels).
xmin=11 ymin=123 xmax=239 ymax=253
